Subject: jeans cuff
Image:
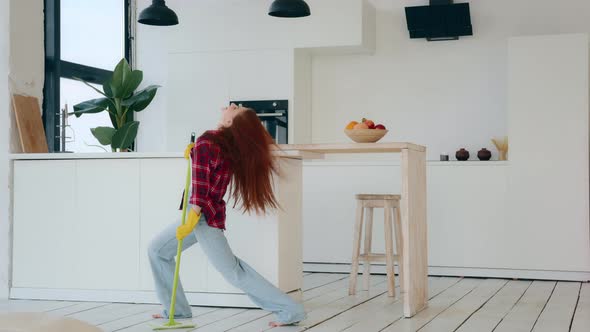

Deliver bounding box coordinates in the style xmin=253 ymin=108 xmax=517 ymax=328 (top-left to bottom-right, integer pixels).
xmin=162 ymin=309 xmax=193 ymax=319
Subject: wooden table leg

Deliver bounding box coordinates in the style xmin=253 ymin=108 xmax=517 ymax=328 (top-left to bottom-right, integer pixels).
xmin=401 ymin=148 xmax=428 ymax=317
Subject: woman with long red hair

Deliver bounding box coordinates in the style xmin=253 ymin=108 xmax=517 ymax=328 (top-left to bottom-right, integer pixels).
xmin=148 ymin=104 xmax=307 ymax=327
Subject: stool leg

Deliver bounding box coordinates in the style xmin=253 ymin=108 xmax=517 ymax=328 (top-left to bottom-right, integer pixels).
xmin=363 ymin=207 xmax=374 ymax=291
xmin=349 ymin=200 xmax=364 ymax=295
xmin=384 ymin=203 xmax=396 ymax=297
xmin=394 ymin=204 xmax=404 ymax=293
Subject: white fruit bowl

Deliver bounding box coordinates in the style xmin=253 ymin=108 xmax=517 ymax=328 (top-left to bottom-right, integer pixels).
xmin=344 ymin=129 xmax=388 ymax=143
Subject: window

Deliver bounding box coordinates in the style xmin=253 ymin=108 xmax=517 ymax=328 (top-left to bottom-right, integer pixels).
xmin=43 ymin=0 xmax=132 ymax=152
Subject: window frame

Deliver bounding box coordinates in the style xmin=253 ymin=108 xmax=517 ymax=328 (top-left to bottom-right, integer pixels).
xmin=43 ymin=0 xmax=133 ymax=152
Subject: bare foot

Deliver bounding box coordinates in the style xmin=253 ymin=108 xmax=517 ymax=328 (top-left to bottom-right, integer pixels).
xmin=268 ymin=321 xmax=289 ymax=328
xmin=152 ymin=313 xmax=164 ymax=319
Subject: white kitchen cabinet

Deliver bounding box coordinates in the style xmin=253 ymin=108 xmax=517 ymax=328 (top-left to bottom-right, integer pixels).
xmin=207 ymin=158 xmax=303 ymax=294
xmin=302 ymin=162 xmax=401 ymax=264
xmin=427 ymin=164 xmax=508 ymax=269
xmin=206 ymin=211 xmax=268 ymax=294
xmin=302 ymin=161 xmax=508 ymax=268
xmin=11 ymin=155 xmax=303 ymax=306
xmin=139 ymin=158 xmax=300 ymax=295
xmin=12 ymin=161 xmax=77 ymax=289
xmin=12 ymin=160 xmax=141 ymax=291
xmin=506 ymin=33 xmax=590 ymax=272
xmin=302 ymin=158 xmax=589 ymax=280
xmin=138 ymin=158 xmax=209 ymax=293
xmin=72 ymin=160 xmax=141 ymax=290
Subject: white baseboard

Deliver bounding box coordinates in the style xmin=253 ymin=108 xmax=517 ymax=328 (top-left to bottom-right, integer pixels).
xmin=304 ymin=263 xmax=400 ymax=275
xmin=303 ymin=262 xmax=590 ymax=282
xmin=10 ymin=288 xmax=302 ymax=308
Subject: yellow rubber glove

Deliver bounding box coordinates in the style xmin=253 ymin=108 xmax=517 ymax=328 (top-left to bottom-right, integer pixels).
xmin=176 ymin=209 xmax=201 ymax=240
xmin=184 ymin=143 xmax=195 ymax=160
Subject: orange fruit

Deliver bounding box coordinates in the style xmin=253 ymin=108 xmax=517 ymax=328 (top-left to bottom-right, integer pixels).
xmin=345 ymin=121 xmax=358 ymax=129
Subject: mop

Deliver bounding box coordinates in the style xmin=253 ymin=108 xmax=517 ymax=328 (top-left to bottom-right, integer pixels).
xmin=153 ymin=133 xmax=198 ymax=331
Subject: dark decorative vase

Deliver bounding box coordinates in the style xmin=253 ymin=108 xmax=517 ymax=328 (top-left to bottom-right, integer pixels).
xmin=477 ymin=148 xmax=492 ymax=161
xmin=455 ymin=148 xmax=470 ymax=161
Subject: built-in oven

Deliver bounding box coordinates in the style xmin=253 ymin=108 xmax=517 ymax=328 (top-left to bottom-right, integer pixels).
xmin=230 ymin=100 xmax=288 ymax=144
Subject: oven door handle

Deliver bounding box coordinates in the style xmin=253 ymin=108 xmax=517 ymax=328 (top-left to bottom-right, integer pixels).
xmin=257 ymin=113 xmax=285 ymax=117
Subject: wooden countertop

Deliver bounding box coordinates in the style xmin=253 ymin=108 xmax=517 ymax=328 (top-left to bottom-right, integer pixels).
xmin=8 ymin=151 xmax=318 ymax=161
xmin=9 ymin=143 xmax=426 ymax=161
xmin=277 ymin=142 xmax=426 ymax=153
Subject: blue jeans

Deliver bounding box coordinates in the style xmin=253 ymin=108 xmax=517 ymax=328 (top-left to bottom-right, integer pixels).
xmin=148 ymin=214 xmax=307 ymax=324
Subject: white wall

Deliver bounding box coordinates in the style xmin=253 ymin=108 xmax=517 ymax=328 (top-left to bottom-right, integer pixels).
xmin=311 ymin=0 xmax=590 ymax=160
xmin=134 ymin=0 xmax=373 ymax=151
xmin=1 ymin=0 xmax=11 ymax=299
xmin=303 ymin=33 xmax=590 ymax=280
xmin=9 ymin=0 xmax=44 ymax=101
xmin=9 ymin=0 xmax=44 ymax=153
xmin=139 ymin=0 xmax=367 ymax=53
xmin=137 ymin=0 xmax=590 ymax=159
xmin=1 ymin=0 xmax=44 ymax=299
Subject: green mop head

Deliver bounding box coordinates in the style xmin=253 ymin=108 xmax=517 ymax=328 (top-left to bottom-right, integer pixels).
xmin=151 ymin=320 xmax=195 ymax=330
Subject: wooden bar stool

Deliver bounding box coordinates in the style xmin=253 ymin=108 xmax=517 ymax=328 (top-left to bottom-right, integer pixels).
xmin=349 ymin=194 xmax=404 ymax=297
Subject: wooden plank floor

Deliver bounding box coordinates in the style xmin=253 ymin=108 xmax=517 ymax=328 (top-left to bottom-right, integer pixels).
xmin=0 ymin=273 xmax=588 ymax=332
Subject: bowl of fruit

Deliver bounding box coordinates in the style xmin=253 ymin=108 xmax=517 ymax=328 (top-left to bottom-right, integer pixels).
xmin=344 ymin=118 xmax=388 ymax=143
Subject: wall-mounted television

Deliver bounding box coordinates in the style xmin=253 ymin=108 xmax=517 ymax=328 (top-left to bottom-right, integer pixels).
xmin=405 ymin=1 xmax=472 ymax=41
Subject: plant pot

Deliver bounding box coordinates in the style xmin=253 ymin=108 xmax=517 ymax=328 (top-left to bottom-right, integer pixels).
xmin=477 ymin=148 xmax=492 ymax=161
xmin=455 ymin=148 xmax=470 ymax=161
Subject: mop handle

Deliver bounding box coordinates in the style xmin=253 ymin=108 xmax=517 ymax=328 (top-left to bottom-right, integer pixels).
xmin=168 ymin=132 xmax=196 ymax=324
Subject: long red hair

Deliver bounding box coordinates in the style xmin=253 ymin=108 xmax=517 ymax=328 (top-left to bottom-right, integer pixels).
xmin=202 ymin=109 xmax=280 ymax=215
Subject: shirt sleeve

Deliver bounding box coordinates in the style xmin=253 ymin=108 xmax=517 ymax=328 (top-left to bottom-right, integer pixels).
xmin=189 ymin=138 xmax=214 ymax=209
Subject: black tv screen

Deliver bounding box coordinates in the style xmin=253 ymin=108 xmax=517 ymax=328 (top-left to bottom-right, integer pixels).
xmin=405 ymin=3 xmax=472 ymax=40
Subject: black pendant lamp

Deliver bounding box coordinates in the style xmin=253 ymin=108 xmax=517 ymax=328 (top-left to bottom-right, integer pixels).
xmin=138 ymin=0 xmax=179 ymax=26
xmin=268 ymin=0 xmax=311 ymax=18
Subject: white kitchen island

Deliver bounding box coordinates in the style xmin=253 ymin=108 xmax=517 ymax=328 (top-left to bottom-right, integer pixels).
xmin=9 ymin=151 xmax=304 ymax=308
xmin=9 ymin=142 xmax=430 ymax=318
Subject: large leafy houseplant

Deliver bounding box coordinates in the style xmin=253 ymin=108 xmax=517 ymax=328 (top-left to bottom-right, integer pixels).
xmin=70 ymin=58 xmax=159 ymax=152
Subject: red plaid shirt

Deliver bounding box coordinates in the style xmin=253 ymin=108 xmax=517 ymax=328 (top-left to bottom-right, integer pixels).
xmin=189 ymin=132 xmax=232 ymax=231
